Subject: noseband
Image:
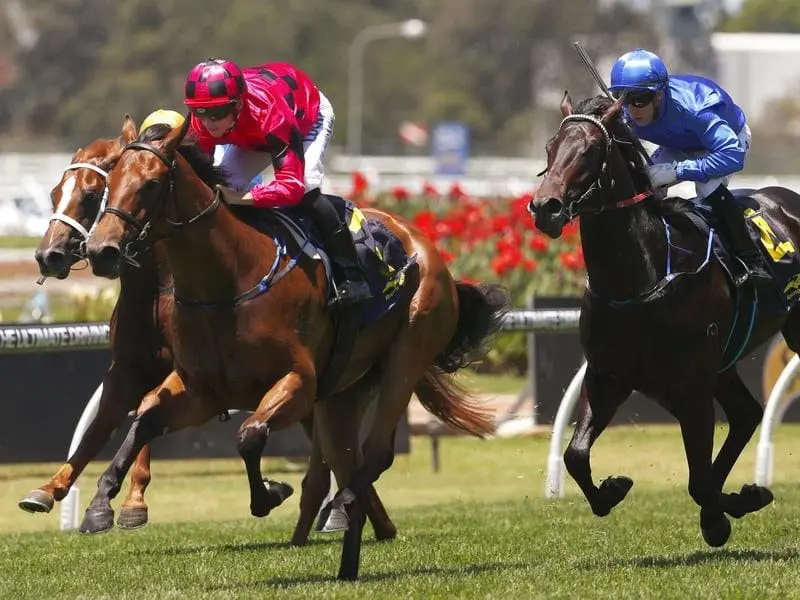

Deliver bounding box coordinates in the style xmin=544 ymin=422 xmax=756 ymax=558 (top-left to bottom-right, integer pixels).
xmin=551 ymin=114 xmax=652 ymax=218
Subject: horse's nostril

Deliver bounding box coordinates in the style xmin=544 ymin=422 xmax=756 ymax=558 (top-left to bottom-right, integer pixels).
xmin=36 ymin=248 xmax=68 ymax=274
xmin=544 ymin=198 xmax=564 ymax=215
xmin=88 ymin=243 xmax=122 ymax=277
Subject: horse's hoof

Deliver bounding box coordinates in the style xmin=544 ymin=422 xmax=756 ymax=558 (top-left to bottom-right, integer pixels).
xmin=315 ymin=502 xmax=350 ymax=533
xmin=290 ymin=532 xmax=309 ymax=547
xmin=18 ymin=490 xmax=55 ymax=514
xmin=250 ymin=501 xmax=271 ymax=518
xmin=250 ymin=479 xmax=295 ymax=518
xmin=264 ymin=479 xmax=294 ymax=507
xmin=592 ymin=476 xmax=634 ymax=517
xmin=701 ymin=511 xmax=731 ymax=547
xmin=739 ymin=484 xmax=774 ymax=515
xmin=79 ymin=507 xmax=115 ymax=535
xmin=117 ymin=506 xmax=148 ymax=530
xmin=373 ymin=523 xmax=398 ymax=542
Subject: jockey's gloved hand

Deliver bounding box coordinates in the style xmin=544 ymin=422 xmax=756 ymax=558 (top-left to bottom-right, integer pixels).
xmin=647 ymin=162 xmax=678 ymax=188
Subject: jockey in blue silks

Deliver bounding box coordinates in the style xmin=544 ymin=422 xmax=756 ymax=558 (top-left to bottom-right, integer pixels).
xmin=608 ymin=48 xmax=770 ymax=287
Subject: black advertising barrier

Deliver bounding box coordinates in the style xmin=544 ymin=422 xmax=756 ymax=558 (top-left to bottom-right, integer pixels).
xmin=531 ymin=297 xmax=800 ymax=425
xmin=0 ymin=327 xmax=408 ymax=463
xmin=0 ymin=309 xmax=582 ymax=465
xmin=2 ymin=304 xmax=797 ymax=463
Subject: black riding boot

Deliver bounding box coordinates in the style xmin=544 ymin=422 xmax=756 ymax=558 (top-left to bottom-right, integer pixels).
xmin=706 ymin=185 xmax=772 ymax=287
xmin=303 ymin=189 xmax=373 ymax=308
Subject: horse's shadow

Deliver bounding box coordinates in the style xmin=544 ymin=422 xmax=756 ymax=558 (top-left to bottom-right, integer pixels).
xmin=134 ymin=532 xmax=418 ymax=557
xmin=135 ymin=536 xmax=340 ymax=556
xmin=204 ymin=561 xmax=529 ymax=589
xmin=581 ymin=547 xmax=800 ymax=570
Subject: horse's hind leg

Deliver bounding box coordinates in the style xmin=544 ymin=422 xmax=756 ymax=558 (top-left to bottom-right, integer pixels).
xmin=712 ymin=369 xmax=773 ymax=519
xmin=310 ymin=372 xmax=398 ymax=540
xmin=291 ymin=416 xmax=330 ymax=545
xmin=563 ymin=367 xmax=633 ymax=517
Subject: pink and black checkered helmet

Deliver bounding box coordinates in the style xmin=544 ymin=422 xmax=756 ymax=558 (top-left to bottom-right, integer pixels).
xmin=184 ymin=58 xmax=247 ymax=108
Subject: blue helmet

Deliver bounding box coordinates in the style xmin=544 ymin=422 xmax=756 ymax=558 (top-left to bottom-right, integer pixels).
xmin=608 ymin=49 xmax=669 ymax=95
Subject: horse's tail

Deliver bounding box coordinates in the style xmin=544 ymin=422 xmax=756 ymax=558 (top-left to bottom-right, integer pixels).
xmin=415 ymin=369 xmax=495 ymax=438
xmin=435 ymin=281 xmax=509 ymax=374
xmin=414 ymin=281 xmax=509 ymax=438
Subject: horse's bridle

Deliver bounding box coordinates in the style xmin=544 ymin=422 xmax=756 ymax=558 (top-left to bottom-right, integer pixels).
xmin=51 ymin=162 xmax=110 ymax=242
xmin=101 ymin=141 xmax=221 ymax=261
xmin=544 ymin=114 xmax=651 ymax=219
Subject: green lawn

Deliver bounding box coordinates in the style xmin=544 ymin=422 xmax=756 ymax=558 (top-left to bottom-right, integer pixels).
xmin=0 ymin=235 xmax=41 ymax=249
xmin=457 ymin=370 xmax=527 ymax=395
xmin=2 ymin=425 xmax=800 ymax=598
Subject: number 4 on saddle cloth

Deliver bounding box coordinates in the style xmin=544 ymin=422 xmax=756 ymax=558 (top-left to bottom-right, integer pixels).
xmin=682 ymin=188 xmax=800 ymax=309
xmin=624 ymin=186 xmax=800 ymax=371
xmin=668 ymin=186 xmax=800 ymax=370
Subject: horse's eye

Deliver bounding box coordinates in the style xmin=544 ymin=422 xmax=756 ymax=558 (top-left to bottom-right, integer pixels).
xmin=82 ymin=190 xmax=101 ymax=205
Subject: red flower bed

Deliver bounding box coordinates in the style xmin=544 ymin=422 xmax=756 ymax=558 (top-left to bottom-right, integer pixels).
xmin=349 ymin=172 xmax=586 ymax=305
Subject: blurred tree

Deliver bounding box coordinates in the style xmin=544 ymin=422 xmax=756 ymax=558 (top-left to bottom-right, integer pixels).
xmin=58 ymin=0 xmax=301 ymax=144
xmin=0 ymin=0 xmax=663 ymax=156
xmin=722 ymin=0 xmax=800 ymax=33
xmin=0 ymin=0 xmax=113 ymax=149
xmin=417 ymin=0 xmax=656 ymax=154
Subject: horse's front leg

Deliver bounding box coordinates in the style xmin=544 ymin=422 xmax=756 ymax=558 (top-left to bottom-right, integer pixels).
xmin=563 ymin=367 xmax=633 ymax=517
xmin=18 ymin=365 xmax=150 ymax=516
xmin=675 ymin=390 xmax=733 ymax=547
xmin=117 ymin=441 xmax=152 ymax=530
xmin=237 ymin=368 xmax=315 ymax=518
xmin=80 ymin=370 xmax=217 ymax=534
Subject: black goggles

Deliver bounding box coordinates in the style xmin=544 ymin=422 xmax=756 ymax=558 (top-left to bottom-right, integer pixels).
xmin=191 ymin=104 xmax=235 ymax=121
xmin=613 ymin=90 xmax=656 ymax=108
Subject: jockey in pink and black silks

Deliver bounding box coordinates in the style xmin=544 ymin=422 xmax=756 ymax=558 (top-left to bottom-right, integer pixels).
xmin=183 ymin=58 xmax=372 ymax=307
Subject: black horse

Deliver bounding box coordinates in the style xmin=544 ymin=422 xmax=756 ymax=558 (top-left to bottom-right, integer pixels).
xmin=528 ymin=93 xmax=800 ymax=547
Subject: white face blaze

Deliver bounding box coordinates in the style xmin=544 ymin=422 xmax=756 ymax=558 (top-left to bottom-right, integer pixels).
xmin=55 ymin=174 xmax=77 ymax=216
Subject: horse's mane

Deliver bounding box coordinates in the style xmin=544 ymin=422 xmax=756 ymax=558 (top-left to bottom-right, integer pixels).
xmin=137 ymin=124 xmax=230 ymax=188
xmin=572 ymin=95 xmax=694 ymax=215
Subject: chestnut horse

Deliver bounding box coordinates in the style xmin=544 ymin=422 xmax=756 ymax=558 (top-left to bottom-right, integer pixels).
xmin=24 ymin=126 xmax=397 ymax=545
xmin=84 ymin=117 xmax=503 ymax=580
xmin=528 ymin=93 xmax=799 ymax=547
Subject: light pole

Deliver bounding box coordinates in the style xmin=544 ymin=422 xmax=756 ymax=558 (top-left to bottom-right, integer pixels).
xmin=346 ymin=19 xmax=427 ymax=157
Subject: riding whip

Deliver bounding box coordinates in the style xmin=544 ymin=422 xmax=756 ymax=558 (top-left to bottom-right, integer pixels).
xmin=572 ymin=41 xmax=653 ymax=166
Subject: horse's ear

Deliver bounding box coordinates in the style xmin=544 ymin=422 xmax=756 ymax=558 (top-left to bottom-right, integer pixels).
xmin=161 ymin=113 xmax=191 ymax=156
xmin=121 ymin=114 xmax=137 ymax=144
xmin=601 ymin=95 xmax=624 ymax=125
xmin=560 ymin=91 xmax=573 ymax=117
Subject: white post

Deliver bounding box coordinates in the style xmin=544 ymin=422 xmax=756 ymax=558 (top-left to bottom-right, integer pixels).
xmin=545 ymin=361 xmax=587 ymax=498
xmin=755 ymin=353 xmax=800 ymax=486
xmin=346 ymin=19 xmax=427 ymax=156
xmin=60 ymin=382 xmax=104 ymax=530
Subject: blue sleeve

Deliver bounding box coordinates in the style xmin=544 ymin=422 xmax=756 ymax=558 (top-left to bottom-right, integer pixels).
xmin=674 ymin=109 xmax=745 ymax=182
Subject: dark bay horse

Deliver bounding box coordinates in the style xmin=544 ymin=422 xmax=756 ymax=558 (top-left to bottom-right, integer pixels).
xmin=528 ymin=93 xmax=798 ymax=547
xmin=84 ymin=117 xmax=503 ymax=580
xmin=25 ymin=124 xmax=398 ymax=545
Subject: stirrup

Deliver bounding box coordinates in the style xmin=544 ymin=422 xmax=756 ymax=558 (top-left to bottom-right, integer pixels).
xmin=734 ymin=258 xmax=771 ymax=287
xmin=329 ymin=278 xmax=373 ymax=308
